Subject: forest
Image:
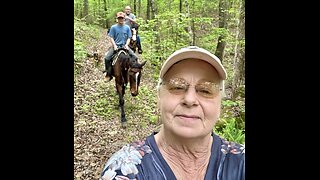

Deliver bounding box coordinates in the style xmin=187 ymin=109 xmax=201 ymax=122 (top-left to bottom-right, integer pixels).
xmin=74 ymin=0 xmax=245 ymax=179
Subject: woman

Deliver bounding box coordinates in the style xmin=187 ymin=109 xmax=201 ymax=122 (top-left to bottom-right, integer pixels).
xmin=100 ymin=46 xmax=245 ymax=180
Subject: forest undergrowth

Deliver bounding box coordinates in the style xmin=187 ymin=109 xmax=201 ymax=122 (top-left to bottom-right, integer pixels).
xmin=74 ymin=27 xmax=160 ymax=180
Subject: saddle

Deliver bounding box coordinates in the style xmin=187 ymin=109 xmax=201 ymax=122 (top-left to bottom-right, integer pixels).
xmin=112 ymin=48 xmax=128 ymax=66
xmin=108 ymin=48 xmax=129 ymax=77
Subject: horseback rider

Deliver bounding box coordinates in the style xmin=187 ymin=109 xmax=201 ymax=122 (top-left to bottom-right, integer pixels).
xmin=124 ymin=6 xmax=143 ymax=54
xmin=104 ymin=11 xmax=139 ymax=82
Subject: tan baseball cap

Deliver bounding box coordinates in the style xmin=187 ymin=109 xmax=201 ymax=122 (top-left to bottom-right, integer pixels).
xmin=159 ymin=46 xmax=227 ymax=80
xmin=116 ymin=12 xmax=125 ymax=18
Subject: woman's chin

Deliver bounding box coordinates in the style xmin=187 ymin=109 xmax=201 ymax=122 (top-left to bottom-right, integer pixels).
xmin=172 ymin=125 xmax=203 ymax=138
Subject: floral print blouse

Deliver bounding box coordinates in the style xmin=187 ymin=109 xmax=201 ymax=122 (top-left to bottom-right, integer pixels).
xmin=100 ymin=132 xmax=245 ymax=180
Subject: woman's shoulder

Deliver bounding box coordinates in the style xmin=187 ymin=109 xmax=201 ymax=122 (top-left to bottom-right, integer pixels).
xmin=100 ymin=138 xmax=152 ymax=180
xmin=213 ymin=134 xmax=245 ymax=155
xmin=220 ymin=138 xmax=245 ymax=156
xmin=214 ymin=135 xmax=245 ymax=180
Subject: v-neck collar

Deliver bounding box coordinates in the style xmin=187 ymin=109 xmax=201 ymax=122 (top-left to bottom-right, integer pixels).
xmin=146 ymin=132 xmax=222 ymax=180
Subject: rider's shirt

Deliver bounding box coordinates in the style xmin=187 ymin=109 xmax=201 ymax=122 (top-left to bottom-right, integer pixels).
xmin=108 ymin=24 xmax=132 ymax=48
xmin=125 ymin=13 xmax=136 ymax=28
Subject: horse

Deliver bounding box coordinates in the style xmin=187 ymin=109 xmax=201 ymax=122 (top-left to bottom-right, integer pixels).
xmin=110 ymin=47 xmax=146 ymax=128
xmin=128 ymin=22 xmax=140 ymax=53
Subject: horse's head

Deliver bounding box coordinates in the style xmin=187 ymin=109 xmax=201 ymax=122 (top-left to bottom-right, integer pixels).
xmin=132 ymin=22 xmax=139 ymax=31
xmin=128 ymin=55 xmax=146 ymax=96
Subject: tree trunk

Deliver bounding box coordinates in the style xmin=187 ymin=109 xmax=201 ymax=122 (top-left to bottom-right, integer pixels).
xmin=231 ymin=0 xmax=245 ymax=99
xmin=215 ymin=0 xmax=228 ymax=63
xmin=138 ymin=0 xmax=141 ymax=17
xmin=103 ymin=0 xmax=108 ymax=28
xmin=150 ymin=0 xmax=158 ymax=19
xmin=150 ymin=0 xmax=160 ymax=60
xmin=192 ymin=18 xmax=195 ymax=45
xmin=83 ymin=0 xmax=89 ymax=23
xmin=168 ymin=0 xmax=172 ymax=11
xmin=74 ymin=2 xmax=78 ymax=17
xmin=133 ymin=0 xmax=137 ymax=15
xmin=146 ymin=0 xmax=151 ymax=20
xmin=185 ymin=0 xmax=193 ymax=45
xmin=191 ymin=0 xmax=195 ymax=45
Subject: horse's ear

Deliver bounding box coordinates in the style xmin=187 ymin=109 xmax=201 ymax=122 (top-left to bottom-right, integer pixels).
xmin=140 ymin=61 xmax=147 ymax=66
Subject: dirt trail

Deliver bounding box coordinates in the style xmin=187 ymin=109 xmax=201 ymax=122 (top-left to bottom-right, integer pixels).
xmin=74 ymin=29 xmax=159 ymax=180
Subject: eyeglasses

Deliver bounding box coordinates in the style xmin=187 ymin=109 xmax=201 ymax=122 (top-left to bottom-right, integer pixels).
xmin=161 ymin=78 xmax=221 ymax=99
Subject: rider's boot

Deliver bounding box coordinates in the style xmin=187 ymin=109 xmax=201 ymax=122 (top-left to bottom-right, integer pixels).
xmin=104 ymin=60 xmax=113 ymax=82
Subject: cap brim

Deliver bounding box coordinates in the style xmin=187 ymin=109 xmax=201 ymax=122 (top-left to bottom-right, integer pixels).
xmin=160 ymin=47 xmax=227 ymax=80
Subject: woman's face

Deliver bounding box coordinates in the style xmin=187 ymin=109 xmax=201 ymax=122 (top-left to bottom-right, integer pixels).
xmin=158 ymin=59 xmax=222 ymax=139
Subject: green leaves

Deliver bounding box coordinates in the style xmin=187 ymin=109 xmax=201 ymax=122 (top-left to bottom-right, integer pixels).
xmin=215 ymin=99 xmax=245 ymax=144
xmin=215 ymin=118 xmax=245 ymax=144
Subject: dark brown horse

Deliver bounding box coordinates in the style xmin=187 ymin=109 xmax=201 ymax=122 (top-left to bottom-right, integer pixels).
xmin=129 ymin=33 xmax=137 ymax=52
xmin=111 ymin=47 xmax=146 ymax=128
xmin=128 ymin=22 xmax=139 ymax=53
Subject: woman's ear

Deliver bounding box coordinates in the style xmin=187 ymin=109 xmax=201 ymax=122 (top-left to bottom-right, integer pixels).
xmin=156 ymin=79 xmax=162 ymax=110
xmin=157 ymin=92 xmax=162 ymax=112
xmin=157 ymin=97 xmax=160 ymax=109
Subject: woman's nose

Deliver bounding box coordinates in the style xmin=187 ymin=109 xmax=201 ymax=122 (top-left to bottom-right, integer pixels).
xmin=182 ymin=86 xmax=199 ymax=107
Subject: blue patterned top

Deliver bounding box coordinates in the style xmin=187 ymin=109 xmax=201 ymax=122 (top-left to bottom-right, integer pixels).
xmin=100 ymin=132 xmax=245 ymax=180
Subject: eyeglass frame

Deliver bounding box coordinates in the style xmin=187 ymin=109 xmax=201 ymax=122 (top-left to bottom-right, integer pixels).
xmin=157 ymin=77 xmax=224 ymax=99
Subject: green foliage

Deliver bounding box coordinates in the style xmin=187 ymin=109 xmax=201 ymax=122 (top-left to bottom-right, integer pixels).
xmin=148 ymin=115 xmax=159 ymax=125
xmin=236 ymin=84 xmax=245 ymax=98
xmin=214 ymin=118 xmax=245 ymax=144
xmin=221 ymin=99 xmax=245 ymax=127
xmin=74 ymin=19 xmax=101 ymax=44
xmin=74 ymin=40 xmax=86 ymax=63
xmin=74 ymin=40 xmax=86 ymax=76
xmin=93 ymin=96 xmax=117 ymax=118
xmin=215 ymin=99 xmax=245 ymax=144
xmin=74 ymin=18 xmax=101 ymax=77
xmin=132 ymin=86 xmax=159 ymax=125
xmin=138 ymin=12 xmax=200 ymax=78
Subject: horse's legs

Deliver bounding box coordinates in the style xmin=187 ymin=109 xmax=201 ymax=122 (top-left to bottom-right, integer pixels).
xmin=116 ymin=83 xmax=127 ymax=128
xmin=136 ymin=35 xmax=142 ymax=54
